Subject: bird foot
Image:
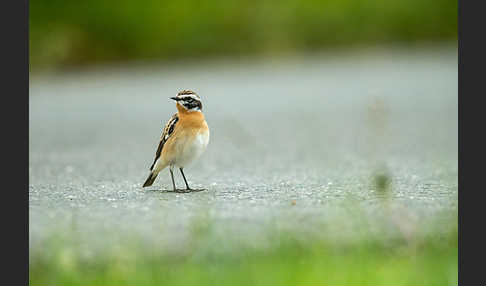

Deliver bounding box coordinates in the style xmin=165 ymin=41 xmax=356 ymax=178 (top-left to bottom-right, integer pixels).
xmin=174 ymin=188 xmax=206 ymax=193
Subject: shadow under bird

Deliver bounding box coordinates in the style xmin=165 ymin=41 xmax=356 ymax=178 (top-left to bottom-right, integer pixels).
xmin=143 ymin=90 xmax=210 ymax=191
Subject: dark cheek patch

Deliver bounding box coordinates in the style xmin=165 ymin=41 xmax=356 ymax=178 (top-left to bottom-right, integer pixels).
xmin=184 ymin=101 xmax=202 ymax=110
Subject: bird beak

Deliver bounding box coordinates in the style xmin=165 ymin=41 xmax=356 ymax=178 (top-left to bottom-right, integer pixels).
xmin=170 ymin=96 xmax=180 ymax=101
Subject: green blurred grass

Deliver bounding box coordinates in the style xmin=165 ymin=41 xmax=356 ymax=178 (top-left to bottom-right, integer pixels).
xmin=30 ymin=215 xmax=457 ymax=286
xmin=29 ymin=234 xmax=457 ymax=286
xmin=30 ymin=0 xmax=457 ymax=70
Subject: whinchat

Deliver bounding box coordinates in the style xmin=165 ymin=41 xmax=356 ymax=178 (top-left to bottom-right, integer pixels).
xmin=143 ymin=90 xmax=210 ymax=191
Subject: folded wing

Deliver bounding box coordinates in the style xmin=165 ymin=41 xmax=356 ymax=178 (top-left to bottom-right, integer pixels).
xmin=149 ymin=113 xmax=179 ymax=171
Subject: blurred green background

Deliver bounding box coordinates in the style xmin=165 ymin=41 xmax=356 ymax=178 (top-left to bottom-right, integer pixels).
xmin=30 ymin=0 xmax=456 ymax=71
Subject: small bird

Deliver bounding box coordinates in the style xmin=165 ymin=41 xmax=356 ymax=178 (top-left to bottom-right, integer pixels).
xmin=143 ymin=90 xmax=210 ymax=191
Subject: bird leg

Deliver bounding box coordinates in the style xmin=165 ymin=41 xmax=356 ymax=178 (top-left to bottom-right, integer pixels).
xmin=174 ymin=168 xmax=206 ymax=192
xmin=169 ymin=167 xmax=176 ymax=191
xmin=179 ymin=168 xmax=192 ymax=190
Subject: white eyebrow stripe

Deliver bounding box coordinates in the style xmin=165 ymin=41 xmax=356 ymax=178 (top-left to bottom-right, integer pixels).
xmin=179 ymin=94 xmax=200 ymax=101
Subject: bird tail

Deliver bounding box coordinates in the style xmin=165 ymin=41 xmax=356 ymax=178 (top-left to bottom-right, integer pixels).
xmin=143 ymin=172 xmax=158 ymax=187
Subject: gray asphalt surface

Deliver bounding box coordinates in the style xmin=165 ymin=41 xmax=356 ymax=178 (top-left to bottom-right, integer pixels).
xmin=30 ymin=45 xmax=457 ymax=257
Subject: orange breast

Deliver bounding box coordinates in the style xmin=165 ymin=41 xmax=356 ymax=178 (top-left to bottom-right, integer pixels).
xmin=159 ymin=104 xmax=209 ymax=166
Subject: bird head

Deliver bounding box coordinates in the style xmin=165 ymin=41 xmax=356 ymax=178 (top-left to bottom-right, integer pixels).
xmin=170 ymin=90 xmax=202 ymax=112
